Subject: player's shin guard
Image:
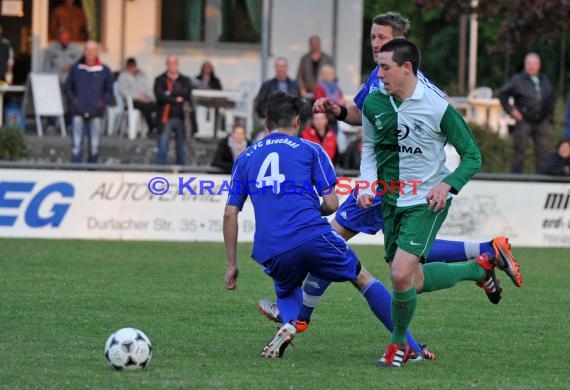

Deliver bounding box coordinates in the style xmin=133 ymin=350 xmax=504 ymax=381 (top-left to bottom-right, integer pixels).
xmin=298 ymin=274 xmax=331 ymax=322
xmin=390 ymin=287 xmax=417 ymax=346
xmin=422 ymin=261 xmax=485 ymax=292
xmin=361 ymin=279 xmax=422 ymax=353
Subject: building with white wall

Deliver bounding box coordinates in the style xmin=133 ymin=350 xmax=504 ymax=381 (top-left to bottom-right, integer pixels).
xmin=30 ymin=0 xmax=363 ymax=95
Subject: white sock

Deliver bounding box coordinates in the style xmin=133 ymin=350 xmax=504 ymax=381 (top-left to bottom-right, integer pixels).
xmin=464 ymin=241 xmax=481 ymax=259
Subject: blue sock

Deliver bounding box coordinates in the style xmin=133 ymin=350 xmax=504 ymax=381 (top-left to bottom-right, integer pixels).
xmin=426 ymin=239 xmax=496 ymax=263
xmin=276 ymin=287 xmax=303 ymax=325
xmin=360 ymin=279 xmax=422 ymax=353
xmin=480 ymin=241 xmax=495 ymax=259
xmin=426 ymin=239 xmax=467 ymax=263
xmin=298 ymin=274 xmax=331 ymax=322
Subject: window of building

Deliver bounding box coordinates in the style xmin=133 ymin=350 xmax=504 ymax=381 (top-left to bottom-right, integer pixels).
xmin=159 ymin=0 xmax=262 ymax=47
xmin=48 ymin=0 xmax=102 ymax=42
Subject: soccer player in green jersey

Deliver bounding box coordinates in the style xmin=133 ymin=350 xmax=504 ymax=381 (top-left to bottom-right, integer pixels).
xmin=357 ymin=38 xmax=523 ymax=368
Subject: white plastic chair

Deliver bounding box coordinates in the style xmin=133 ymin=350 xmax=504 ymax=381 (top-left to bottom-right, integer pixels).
xmin=122 ymin=96 xmax=146 ymax=140
xmin=226 ymin=81 xmax=259 ymax=138
xmin=106 ymin=82 xmax=126 ymax=136
xmin=194 ymin=105 xmax=216 ymax=138
xmin=467 ymin=86 xmax=493 ymax=100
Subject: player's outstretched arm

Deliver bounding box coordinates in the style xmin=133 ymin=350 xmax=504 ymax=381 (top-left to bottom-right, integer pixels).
xmin=223 ymin=205 xmax=240 ymax=290
xmin=313 ymin=98 xmax=363 ymax=126
xmin=357 ymin=115 xmax=377 ymax=208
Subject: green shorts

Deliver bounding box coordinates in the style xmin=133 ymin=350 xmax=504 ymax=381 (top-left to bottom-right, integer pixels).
xmin=382 ymin=198 xmax=452 ymax=263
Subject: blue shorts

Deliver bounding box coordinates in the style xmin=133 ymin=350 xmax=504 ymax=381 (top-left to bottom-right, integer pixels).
xmin=262 ymin=231 xmax=359 ymax=297
xmin=334 ymin=189 xmax=384 ymax=235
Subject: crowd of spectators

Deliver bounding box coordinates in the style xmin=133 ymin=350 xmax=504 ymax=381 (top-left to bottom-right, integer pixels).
xmin=1 ymin=21 xmax=568 ymax=176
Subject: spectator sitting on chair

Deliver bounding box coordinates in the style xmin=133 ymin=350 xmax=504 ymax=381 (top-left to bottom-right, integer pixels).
xmin=301 ymin=112 xmax=337 ymax=163
xmin=343 ymin=127 xmax=362 ymax=170
xmin=118 ymin=57 xmax=159 ymax=135
xmin=313 ymin=64 xmax=346 ymax=132
xmin=296 ymin=35 xmax=333 ymax=97
xmin=64 ymin=40 xmax=113 ymax=163
xmin=313 ymin=65 xmax=345 ymax=105
xmin=541 ymin=139 xmax=570 ymax=176
xmin=196 ymin=61 xmax=222 ymax=90
xmin=154 ymin=55 xmax=193 ymax=165
xmin=255 ymin=57 xmax=300 ymax=119
xmin=212 ymin=125 xmax=250 ymax=173
xmin=44 ymin=27 xmax=82 ymax=86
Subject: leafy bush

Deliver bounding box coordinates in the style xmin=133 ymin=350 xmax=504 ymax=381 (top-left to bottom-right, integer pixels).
xmin=468 ymin=122 xmax=512 ymax=173
xmin=0 ymin=126 xmax=27 ymax=160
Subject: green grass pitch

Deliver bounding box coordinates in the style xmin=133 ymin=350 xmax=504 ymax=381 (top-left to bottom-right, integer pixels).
xmin=1 ymin=238 xmax=568 ymax=389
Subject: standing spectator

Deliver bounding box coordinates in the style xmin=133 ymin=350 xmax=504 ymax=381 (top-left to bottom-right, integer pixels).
xmin=255 ymin=57 xmax=299 ymax=119
xmin=154 ymin=55 xmax=193 ymax=165
xmin=49 ymin=0 xmax=88 ymax=42
xmin=300 ymin=112 xmax=337 ymax=163
xmin=44 ymin=27 xmax=82 ymax=86
xmin=118 ymin=57 xmax=158 ymax=135
xmin=64 ymin=41 xmax=113 ymax=163
xmin=194 ymin=61 xmax=222 ymax=134
xmin=541 ymin=139 xmax=570 ymax=176
xmin=212 ymin=125 xmax=250 ymax=173
xmin=296 ymin=36 xmax=333 ymax=97
xmin=0 ymin=24 xmax=14 ymax=83
xmin=499 ymin=52 xmax=555 ymax=173
xmin=343 ymin=127 xmax=362 ymax=170
xmin=195 ymin=61 xmax=222 ymax=90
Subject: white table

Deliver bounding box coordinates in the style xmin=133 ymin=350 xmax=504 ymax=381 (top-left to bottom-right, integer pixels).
xmin=0 ymin=84 xmax=26 ymax=126
xmin=192 ymin=89 xmax=238 ymax=139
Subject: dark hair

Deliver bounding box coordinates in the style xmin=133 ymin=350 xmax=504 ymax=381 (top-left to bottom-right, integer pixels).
xmin=265 ymin=91 xmax=305 ymax=130
xmin=380 ymin=38 xmax=420 ymax=75
xmin=200 ymin=61 xmax=216 ymax=76
xmin=126 ymin=57 xmax=137 ymax=67
xmin=373 ymin=12 xmax=410 ymax=37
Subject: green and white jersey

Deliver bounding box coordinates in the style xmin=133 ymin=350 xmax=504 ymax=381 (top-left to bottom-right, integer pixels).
xmin=361 ymin=81 xmax=481 ymax=207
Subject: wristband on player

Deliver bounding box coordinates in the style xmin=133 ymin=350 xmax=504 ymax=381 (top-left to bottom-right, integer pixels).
xmin=335 ymin=105 xmax=348 ymax=121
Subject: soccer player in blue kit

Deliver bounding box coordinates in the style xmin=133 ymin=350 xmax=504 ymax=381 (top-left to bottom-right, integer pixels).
xmin=223 ymin=90 xmax=421 ymax=360
xmin=256 ymin=11 xmax=521 ymax=361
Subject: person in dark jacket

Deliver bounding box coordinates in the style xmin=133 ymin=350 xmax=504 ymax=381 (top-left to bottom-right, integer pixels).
xmin=154 ymin=55 xmax=193 ymax=165
xmin=64 ymin=40 xmax=114 ymax=163
xmin=343 ymin=127 xmax=362 ymax=170
xmin=255 ymin=57 xmax=300 ymax=118
xmin=499 ymin=53 xmax=555 ymax=173
xmin=195 ymin=61 xmax=222 ymax=90
xmin=212 ymin=125 xmax=250 ymax=173
xmin=541 ymin=139 xmax=570 ymax=176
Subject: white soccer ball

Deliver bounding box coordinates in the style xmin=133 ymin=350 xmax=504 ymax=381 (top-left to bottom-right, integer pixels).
xmin=104 ymin=328 xmax=152 ymax=370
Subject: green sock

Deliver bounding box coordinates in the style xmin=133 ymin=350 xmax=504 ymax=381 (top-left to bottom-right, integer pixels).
xmin=422 ymin=261 xmax=485 ymax=292
xmin=389 ymin=287 xmax=417 ymax=346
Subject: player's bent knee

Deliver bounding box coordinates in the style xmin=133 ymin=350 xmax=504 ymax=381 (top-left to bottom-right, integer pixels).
xmin=390 ymin=267 xmax=412 ymax=290
xmin=352 ymin=266 xmax=373 ymax=289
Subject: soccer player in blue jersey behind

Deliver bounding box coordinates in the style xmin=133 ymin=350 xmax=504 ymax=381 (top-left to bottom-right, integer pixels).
xmin=257 ymin=11 xmax=521 ymax=361
xmin=223 ymin=90 xmax=423 ymax=360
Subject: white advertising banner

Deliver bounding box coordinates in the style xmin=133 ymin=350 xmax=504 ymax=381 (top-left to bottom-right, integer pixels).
xmin=0 ymin=169 xmax=569 ymax=247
